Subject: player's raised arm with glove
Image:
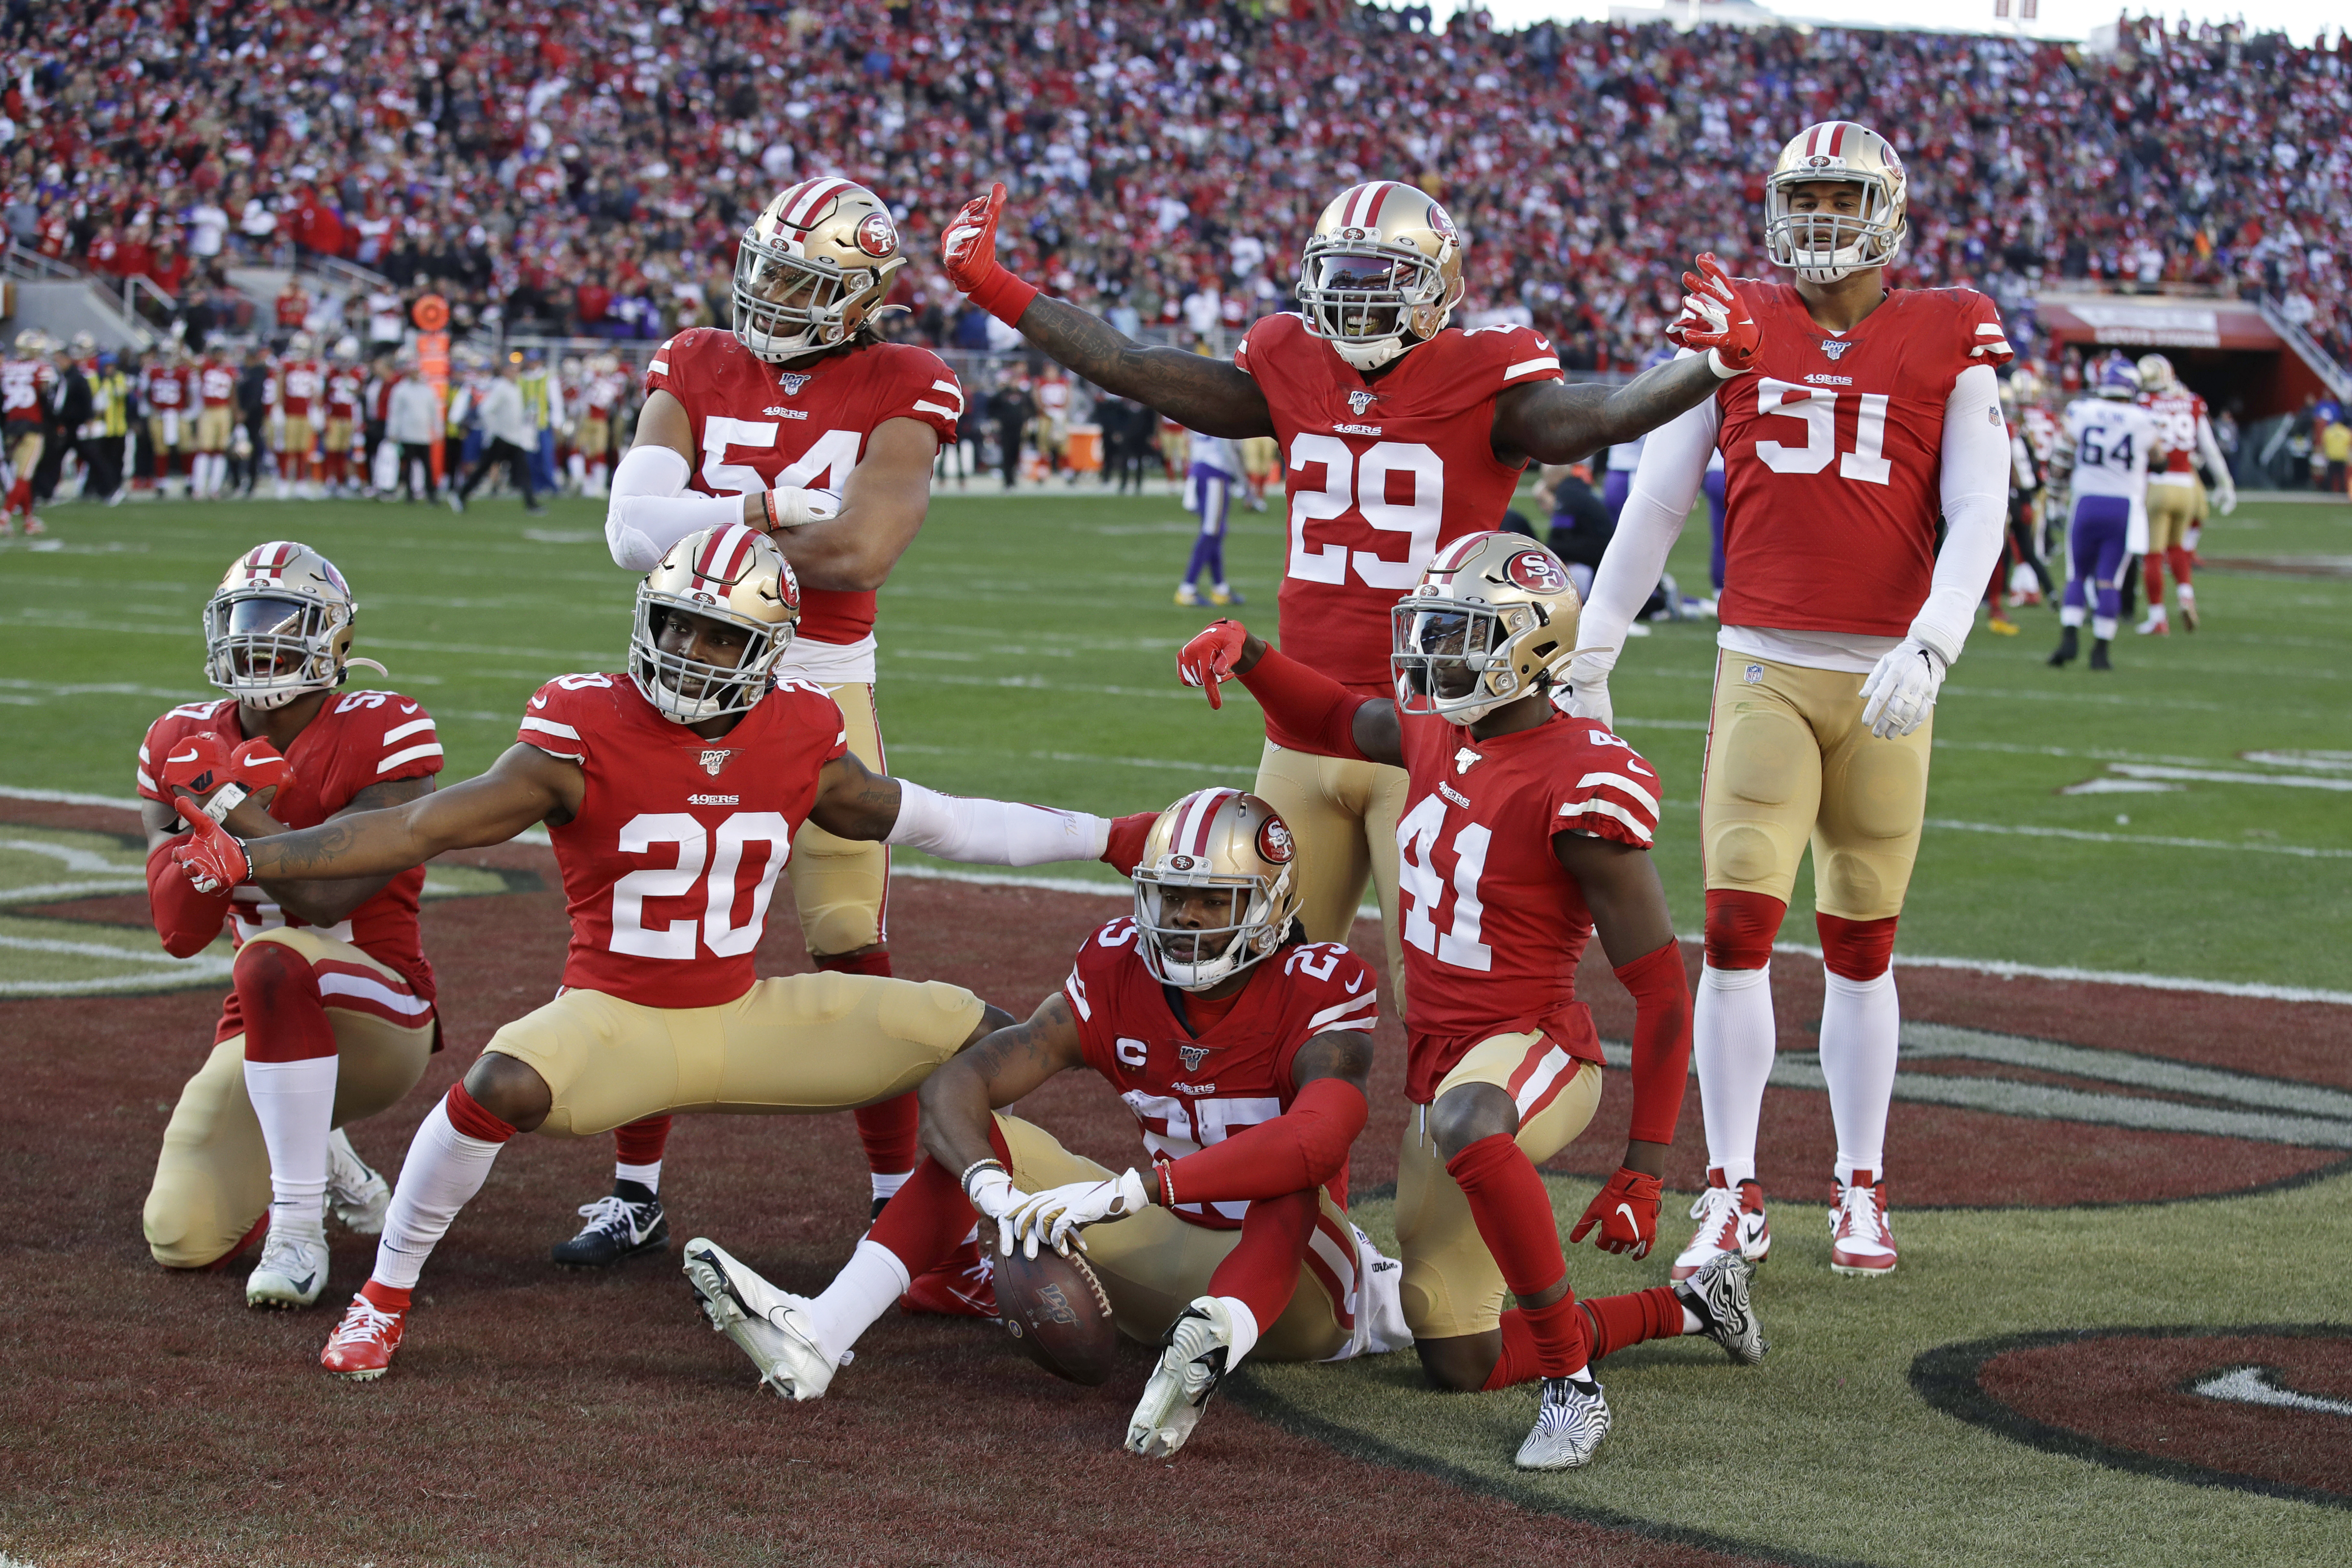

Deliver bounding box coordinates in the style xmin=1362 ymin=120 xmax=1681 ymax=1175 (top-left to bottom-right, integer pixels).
xmin=941 ymin=183 xmax=1273 ymax=439
xmin=1177 ymin=619 xmax=1402 ymax=766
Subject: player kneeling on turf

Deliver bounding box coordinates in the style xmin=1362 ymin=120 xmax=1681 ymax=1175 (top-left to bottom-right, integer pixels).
xmin=141 ymin=542 xmax=439 ymax=1309
xmin=166 ymin=524 xmax=1140 ymax=1380
xmin=684 ymin=787 xmax=1412 ymax=1458
xmin=1180 ymin=534 xmax=1767 ymax=1472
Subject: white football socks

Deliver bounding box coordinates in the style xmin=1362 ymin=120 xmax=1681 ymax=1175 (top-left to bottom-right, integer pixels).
xmin=1819 ymin=967 xmax=1901 ymax=1188
xmin=615 ymin=1160 xmax=662 ymax=1194
xmin=1212 ymin=1295 xmax=1261 ymax=1367
xmin=802 ymin=1238 xmax=913 ymax=1363
xmin=370 ymin=1098 xmax=506 ymax=1290
xmin=870 ymin=1169 xmax=912 ymax=1207
xmin=244 ymin=1055 xmax=338 ymax=1235
xmin=1694 ymin=961 xmax=1777 ymax=1190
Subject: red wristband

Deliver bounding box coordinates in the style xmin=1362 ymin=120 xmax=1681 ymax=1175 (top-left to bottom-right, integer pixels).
xmin=966 ymin=267 xmax=1040 ymax=329
xmin=1616 ymin=939 xmax=1694 ymax=1146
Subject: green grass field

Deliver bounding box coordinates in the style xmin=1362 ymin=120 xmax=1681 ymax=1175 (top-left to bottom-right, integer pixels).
xmin=3 ymin=486 xmax=2350 ymax=1568
xmin=4 ymin=484 xmax=2347 ymax=990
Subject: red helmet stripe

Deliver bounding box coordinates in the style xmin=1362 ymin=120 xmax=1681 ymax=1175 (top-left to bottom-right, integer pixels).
xmin=691 ymin=525 xmax=756 ymax=590
xmin=782 ymin=178 xmax=850 ymax=231
xmin=1172 ymin=787 xmax=1236 ymax=858
xmin=1364 ymin=180 xmax=1398 ymax=229
xmin=1828 ymin=121 xmax=1848 ymax=157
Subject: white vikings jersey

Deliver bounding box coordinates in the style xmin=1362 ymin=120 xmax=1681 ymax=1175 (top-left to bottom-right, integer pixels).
xmin=2062 ymin=399 xmax=2164 ymax=502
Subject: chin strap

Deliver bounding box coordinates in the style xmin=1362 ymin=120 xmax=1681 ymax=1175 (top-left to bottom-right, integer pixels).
xmin=1332 ymin=335 xmax=1412 ymax=373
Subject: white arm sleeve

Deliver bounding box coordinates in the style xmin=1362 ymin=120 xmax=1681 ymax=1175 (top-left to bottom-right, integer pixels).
xmin=885 ymin=780 xmax=1111 ymax=866
xmin=2195 ymin=414 xmax=2232 ymax=493
xmin=604 ymin=444 xmax=743 ymax=572
xmin=1907 ymin=363 xmax=2010 ymax=666
xmin=1576 ymin=374 xmax=1721 ymax=673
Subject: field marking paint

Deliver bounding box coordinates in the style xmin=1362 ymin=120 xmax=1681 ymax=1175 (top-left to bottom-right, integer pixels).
xmin=2191 ymin=1368 xmax=2352 ymax=1418
xmin=1924 ymin=817 xmax=2352 ymax=860
xmin=5 ymin=786 xmax=2342 ymax=1006
xmin=891 ymin=742 xmax=1255 ymax=777
xmin=2106 ymin=763 xmax=2352 ymax=792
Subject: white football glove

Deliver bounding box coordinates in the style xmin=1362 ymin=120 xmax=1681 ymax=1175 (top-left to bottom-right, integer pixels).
xmin=2213 ymin=486 xmax=2238 ymax=517
xmin=1008 ymin=1169 xmax=1149 ymax=1258
xmin=759 ymin=485 xmax=841 ymax=530
xmin=963 ymin=1167 xmax=1031 ymax=1258
xmin=1558 ymin=653 xmax=1616 ymax=733
xmin=1858 ymin=638 xmax=1947 ymax=739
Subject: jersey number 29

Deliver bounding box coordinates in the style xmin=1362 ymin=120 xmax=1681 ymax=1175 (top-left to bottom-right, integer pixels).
xmin=1286 ymin=436 xmax=1444 ymax=589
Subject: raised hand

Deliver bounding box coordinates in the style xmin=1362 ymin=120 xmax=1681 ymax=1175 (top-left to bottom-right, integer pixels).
xmin=1666 ymin=253 xmax=1762 ymax=378
xmin=1176 ymin=620 xmax=1250 ymax=710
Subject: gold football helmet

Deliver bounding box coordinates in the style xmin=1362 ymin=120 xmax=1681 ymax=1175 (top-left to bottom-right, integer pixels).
xmin=1764 ymin=121 xmax=1908 ymax=283
xmin=629 ymin=523 xmax=801 ymax=723
xmin=1131 ymin=788 xmax=1303 ymax=992
xmin=1392 ymin=532 xmax=1581 ymax=727
xmin=1296 ymin=180 xmax=1466 ymax=372
xmin=2136 ymin=353 xmax=2177 ymax=393
xmin=733 ymin=177 xmax=907 ymax=363
xmin=203 ymin=541 xmax=382 ymax=710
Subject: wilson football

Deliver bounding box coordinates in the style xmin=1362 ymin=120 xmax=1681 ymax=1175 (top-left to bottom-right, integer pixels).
xmin=996 ymin=1243 xmax=1117 ymax=1386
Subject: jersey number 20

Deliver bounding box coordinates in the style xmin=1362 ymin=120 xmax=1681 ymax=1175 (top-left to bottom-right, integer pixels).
xmin=610 ymin=811 xmax=793 ymax=960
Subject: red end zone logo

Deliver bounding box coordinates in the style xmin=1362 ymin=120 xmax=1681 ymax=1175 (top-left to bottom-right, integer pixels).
xmin=1506 ymin=551 xmax=1569 ymax=593
xmin=854 ymin=211 xmax=897 ymax=258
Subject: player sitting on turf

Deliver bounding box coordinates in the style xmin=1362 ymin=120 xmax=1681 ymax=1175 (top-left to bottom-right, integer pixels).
xmin=683 ymin=787 xmax=1413 ymax=1459
xmin=140 ymin=542 xmax=441 ymax=1310
xmin=1179 ymin=534 xmax=1767 ymax=1472
xmin=166 ymin=524 xmax=1150 ymax=1380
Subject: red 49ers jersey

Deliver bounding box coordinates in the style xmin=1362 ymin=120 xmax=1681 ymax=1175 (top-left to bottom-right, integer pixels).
xmin=325 ymin=369 xmax=363 ymax=420
xmin=1235 ymin=312 xmax=1564 ymax=720
xmin=2142 ymin=389 xmax=2207 ymax=477
xmin=199 ymin=360 xmax=237 ymax=408
xmin=1714 ymin=282 xmax=2012 ymax=639
xmin=277 ymin=359 xmax=324 ymax=418
xmin=643 ymin=328 xmax=963 ymax=648
xmin=519 ymin=672 xmax=849 ymax=1009
xmin=1391 ymin=708 xmax=1662 ymax=1104
xmin=142 ymin=366 xmax=187 ymax=411
xmin=0 ymin=356 xmax=52 ymax=422
xmin=1063 ymin=918 xmax=1380 ymax=1228
xmin=138 ymin=690 xmax=445 ymax=1043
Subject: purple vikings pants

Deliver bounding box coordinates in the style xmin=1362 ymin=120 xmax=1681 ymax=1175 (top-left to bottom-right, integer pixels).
xmin=1602 ymin=467 xmax=1632 ymax=524
xmin=2062 ymin=494 xmax=2132 ymax=631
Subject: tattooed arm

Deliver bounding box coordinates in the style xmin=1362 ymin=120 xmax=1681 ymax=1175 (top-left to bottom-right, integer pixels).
xmin=1490 ymin=352 xmax=1731 ymax=467
xmin=1012 ymin=295 xmax=1275 ymax=439
xmin=237 ymin=744 xmax=585 ymax=882
xmin=917 ymin=991 xmax=1087 ymax=1176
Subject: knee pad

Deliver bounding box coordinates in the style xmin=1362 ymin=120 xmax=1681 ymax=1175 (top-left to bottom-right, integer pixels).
xmin=232 ymin=940 xmax=331 ymax=1062
xmin=1703 ymin=888 xmax=1786 ymax=970
xmin=1817 ymin=913 xmax=1898 ymax=981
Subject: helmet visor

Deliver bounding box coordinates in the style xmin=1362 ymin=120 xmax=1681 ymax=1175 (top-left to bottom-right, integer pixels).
xmin=1297 ymin=241 xmax=1441 ymax=345
xmin=630 ymin=595 xmax=789 ymax=722
xmin=1391 ymin=602 xmax=1500 ymax=711
xmin=207 ymin=592 xmax=335 ymax=687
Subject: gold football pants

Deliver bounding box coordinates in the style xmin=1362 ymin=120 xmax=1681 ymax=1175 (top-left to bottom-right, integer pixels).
xmin=483 ymin=972 xmax=984 ymax=1138
xmin=2145 ymin=480 xmax=2197 ymax=553
xmin=143 ymin=930 xmax=435 ymax=1268
xmin=1700 ymin=652 xmax=1934 ymax=921
xmin=994 ymin=1112 xmax=1353 ymax=1360
xmin=1252 ymin=738 xmax=1410 ymax=1010
xmin=789 ymin=680 xmax=888 ymax=957
xmin=1393 ymin=1038 xmax=1604 ymax=1340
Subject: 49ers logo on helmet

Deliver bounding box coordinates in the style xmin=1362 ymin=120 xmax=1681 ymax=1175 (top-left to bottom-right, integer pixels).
xmin=1257 ymin=817 xmax=1295 ymax=865
xmin=1506 ymin=551 xmax=1570 ymax=593
xmin=854 ymin=212 xmax=898 ymax=258
xmin=1426 ymin=203 xmax=1458 ymax=242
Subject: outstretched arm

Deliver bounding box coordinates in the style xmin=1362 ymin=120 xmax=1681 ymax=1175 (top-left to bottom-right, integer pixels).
xmin=1189 ymin=620 xmax=1403 ymax=766
xmin=232 ymin=744 xmax=584 ymax=882
xmin=807 ymin=752 xmax=1115 ymax=865
xmin=916 ymin=991 xmax=1087 ymax=1180
xmin=939 ymin=182 xmax=1272 ymax=438
xmin=1144 ymin=1029 xmax=1373 ymax=1211
xmin=1492 ymin=353 xmax=1736 ymax=467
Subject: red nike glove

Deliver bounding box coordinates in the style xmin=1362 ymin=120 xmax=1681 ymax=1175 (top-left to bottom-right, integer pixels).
xmin=227 ymin=737 xmax=295 ymax=798
xmin=1665 ymin=253 xmax=1761 ymax=378
xmin=940 ymin=183 xmax=1039 ymax=327
xmin=159 ymin=732 xmax=294 ymax=820
xmin=1099 ymin=811 xmax=1160 ymax=877
xmin=1176 ymin=620 xmax=1249 ymax=710
xmin=156 ymin=731 xmax=236 ymax=797
xmin=170 ymin=797 xmax=251 ymax=894
xmin=1568 ymin=1166 xmax=1665 ymax=1259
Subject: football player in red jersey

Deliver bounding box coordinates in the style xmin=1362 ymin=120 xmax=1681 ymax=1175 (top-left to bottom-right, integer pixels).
xmin=941 ymin=179 xmax=1757 ymax=1025
xmin=2 ymin=329 xmax=58 ymax=534
xmin=139 ymin=542 xmax=441 ymax=1311
xmin=594 ymin=178 xmax=968 ymax=1255
xmin=1565 ymin=122 xmax=2016 ymax=1283
xmin=1178 ymin=535 xmax=1766 ymax=1472
xmin=167 ymin=525 xmax=1151 ymax=1380
xmin=683 ymin=787 xmax=1412 ymax=1459
xmin=2134 ymin=353 xmax=2236 ymax=635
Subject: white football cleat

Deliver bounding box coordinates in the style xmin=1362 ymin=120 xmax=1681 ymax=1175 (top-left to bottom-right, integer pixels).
xmin=1829 ymin=1171 xmax=1898 ymax=1276
xmin=1126 ymin=1297 xmax=1239 ymax=1459
xmin=246 ymin=1223 xmax=330 ymax=1309
xmin=1515 ymin=1375 xmax=1612 ymax=1470
xmin=1671 ymin=1167 xmax=1770 ymax=1281
xmin=1674 ymin=1252 xmax=1767 ymax=1365
xmin=683 ymin=1237 xmax=841 ymax=1402
xmin=325 ymin=1128 xmax=391 ymax=1234
xmin=2176 ymin=583 xmax=2199 ymax=631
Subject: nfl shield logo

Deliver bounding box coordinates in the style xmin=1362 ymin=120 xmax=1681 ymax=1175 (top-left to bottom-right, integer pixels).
xmin=1454 ymin=746 xmax=1482 ymax=775
xmin=1178 ymin=1044 xmax=1210 ymax=1073
xmin=1347 ymin=390 xmax=1378 ymax=416
xmin=1820 ymin=339 xmax=1853 ymax=361
xmin=778 ymin=372 xmax=811 ymax=395
xmin=699 ymin=749 xmax=735 ymax=777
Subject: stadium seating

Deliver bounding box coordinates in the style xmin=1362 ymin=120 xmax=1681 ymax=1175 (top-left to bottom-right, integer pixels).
xmin=2 ymin=4 xmax=2344 ymax=369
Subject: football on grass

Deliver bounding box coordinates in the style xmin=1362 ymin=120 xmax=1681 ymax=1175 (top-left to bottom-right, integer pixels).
xmin=996 ymin=1244 xmax=1117 ymax=1385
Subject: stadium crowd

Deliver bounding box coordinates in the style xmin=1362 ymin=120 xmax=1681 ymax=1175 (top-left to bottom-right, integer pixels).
xmin=3 ymin=2 xmax=2347 ymax=373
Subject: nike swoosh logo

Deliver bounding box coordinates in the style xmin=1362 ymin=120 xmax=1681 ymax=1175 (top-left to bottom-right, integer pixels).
xmin=530 ymin=694 xmax=548 ymax=709
xmin=167 ymin=745 xmax=200 ymax=764
xmin=400 ymin=702 xmax=418 ymax=714
xmin=1616 ymin=1203 xmax=1639 ymax=1233
xmin=287 ymin=1272 xmax=316 ymax=1293
xmin=1347 ymin=976 xmax=1366 ymax=994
